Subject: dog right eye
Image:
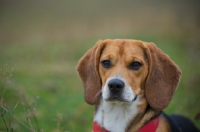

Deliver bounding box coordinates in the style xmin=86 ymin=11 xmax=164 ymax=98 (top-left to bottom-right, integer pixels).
xmin=129 ymin=61 xmax=142 ymax=70
xmin=101 ymin=60 xmax=112 ymax=69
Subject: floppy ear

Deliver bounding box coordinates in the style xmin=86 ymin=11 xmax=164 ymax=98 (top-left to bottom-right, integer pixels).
xmin=76 ymin=40 xmax=105 ymax=105
xmin=145 ymin=43 xmax=181 ymax=110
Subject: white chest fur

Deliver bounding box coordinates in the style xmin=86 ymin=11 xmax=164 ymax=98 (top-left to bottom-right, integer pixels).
xmin=94 ymin=98 xmax=141 ymax=132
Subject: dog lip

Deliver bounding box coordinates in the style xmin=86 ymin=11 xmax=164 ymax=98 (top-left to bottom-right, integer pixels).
xmin=105 ymin=95 xmax=136 ymax=103
xmin=107 ymin=94 xmax=122 ymax=100
xmin=105 ymin=96 xmax=130 ymax=103
xmin=109 ymin=97 xmax=121 ymax=101
xmin=132 ymin=95 xmax=138 ymax=101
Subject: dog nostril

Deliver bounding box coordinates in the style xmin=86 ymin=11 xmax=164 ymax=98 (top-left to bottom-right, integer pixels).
xmin=117 ymin=84 xmax=121 ymax=89
xmin=108 ymin=83 xmax=113 ymax=88
xmin=108 ymin=79 xmax=125 ymax=94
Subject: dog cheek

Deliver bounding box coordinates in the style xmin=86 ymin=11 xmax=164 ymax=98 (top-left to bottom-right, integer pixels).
xmin=123 ymin=87 xmax=135 ymax=101
xmin=99 ymin=67 xmax=110 ymax=86
xmin=126 ymin=77 xmax=138 ymax=90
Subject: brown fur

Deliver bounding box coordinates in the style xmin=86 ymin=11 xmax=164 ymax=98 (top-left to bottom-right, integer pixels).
xmin=144 ymin=42 xmax=181 ymax=110
xmin=76 ymin=39 xmax=181 ymax=131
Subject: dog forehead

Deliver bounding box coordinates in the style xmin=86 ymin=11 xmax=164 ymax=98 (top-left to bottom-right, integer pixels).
xmin=102 ymin=40 xmax=144 ymax=57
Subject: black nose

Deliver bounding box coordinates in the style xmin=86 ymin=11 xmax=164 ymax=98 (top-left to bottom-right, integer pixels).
xmin=108 ymin=79 xmax=125 ymax=94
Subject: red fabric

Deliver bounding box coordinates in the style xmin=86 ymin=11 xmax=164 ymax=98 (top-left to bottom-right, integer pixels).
xmin=93 ymin=121 xmax=109 ymax=132
xmin=138 ymin=116 xmax=160 ymax=132
xmin=93 ymin=116 xmax=160 ymax=132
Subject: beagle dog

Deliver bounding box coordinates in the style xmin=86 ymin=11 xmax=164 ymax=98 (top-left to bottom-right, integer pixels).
xmin=76 ymin=39 xmax=199 ymax=132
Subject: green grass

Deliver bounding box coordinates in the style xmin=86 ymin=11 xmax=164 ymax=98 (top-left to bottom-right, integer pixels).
xmin=0 ymin=39 xmax=95 ymax=131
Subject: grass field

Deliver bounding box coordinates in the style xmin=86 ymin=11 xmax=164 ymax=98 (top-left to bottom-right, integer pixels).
xmin=1 ymin=0 xmax=200 ymax=131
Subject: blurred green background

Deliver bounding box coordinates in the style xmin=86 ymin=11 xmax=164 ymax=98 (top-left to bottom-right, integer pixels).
xmin=0 ymin=0 xmax=200 ymax=131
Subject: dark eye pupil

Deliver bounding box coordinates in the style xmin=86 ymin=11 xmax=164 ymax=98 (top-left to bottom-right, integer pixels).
xmin=130 ymin=62 xmax=142 ymax=70
xmin=134 ymin=62 xmax=140 ymax=67
xmin=101 ymin=60 xmax=111 ymax=69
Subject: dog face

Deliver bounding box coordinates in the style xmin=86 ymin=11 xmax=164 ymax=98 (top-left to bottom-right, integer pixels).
xmin=99 ymin=40 xmax=148 ymax=103
xmin=77 ymin=39 xmax=181 ymax=110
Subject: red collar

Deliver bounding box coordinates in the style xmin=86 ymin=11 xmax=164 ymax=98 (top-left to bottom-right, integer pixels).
xmin=137 ymin=116 xmax=160 ymax=132
xmin=93 ymin=121 xmax=109 ymax=132
xmin=93 ymin=116 xmax=160 ymax=132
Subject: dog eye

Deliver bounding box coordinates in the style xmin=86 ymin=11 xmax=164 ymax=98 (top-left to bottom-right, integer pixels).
xmin=130 ymin=61 xmax=142 ymax=70
xmin=101 ymin=60 xmax=111 ymax=69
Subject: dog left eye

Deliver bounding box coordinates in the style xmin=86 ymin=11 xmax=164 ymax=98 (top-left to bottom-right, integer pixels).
xmin=129 ymin=62 xmax=142 ymax=70
xmin=101 ymin=60 xmax=111 ymax=69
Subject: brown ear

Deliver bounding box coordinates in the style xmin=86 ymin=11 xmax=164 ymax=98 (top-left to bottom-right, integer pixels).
xmin=76 ymin=40 xmax=105 ymax=105
xmin=145 ymin=43 xmax=181 ymax=110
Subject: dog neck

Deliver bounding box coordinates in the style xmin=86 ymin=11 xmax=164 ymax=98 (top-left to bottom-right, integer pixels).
xmin=94 ymin=96 xmax=145 ymax=132
xmin=93 ymin=115 xmax=160 ymax=132
xmin=93 ymin=96 xmax=161 ymax=132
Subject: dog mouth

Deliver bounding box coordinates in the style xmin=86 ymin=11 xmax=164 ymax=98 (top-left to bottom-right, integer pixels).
xmin=105 ymin=94 xmax=138 ymax=103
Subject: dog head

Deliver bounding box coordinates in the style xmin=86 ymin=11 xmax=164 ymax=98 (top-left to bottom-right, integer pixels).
xmin=76 ymin=39 xmax=181 ymax=110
